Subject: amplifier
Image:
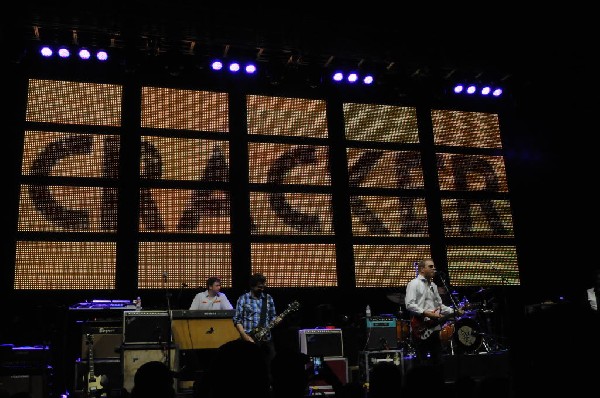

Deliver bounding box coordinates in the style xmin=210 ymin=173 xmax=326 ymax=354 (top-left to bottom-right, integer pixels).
xmin=299 ymin=329 xmax=344 ymax=358
xmin=366 ymin=317 xmax=396 ymax=328
xmin=121 ymin=345 xmax=178 ymax=393
xmin=81 ymin=320 xmax=123 ymax=359
xmin=123 ymin=311 xmax=171 ymax=344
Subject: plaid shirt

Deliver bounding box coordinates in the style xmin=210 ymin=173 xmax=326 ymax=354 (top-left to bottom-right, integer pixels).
xmin=233 ymin=291 xmax=276 ymax=339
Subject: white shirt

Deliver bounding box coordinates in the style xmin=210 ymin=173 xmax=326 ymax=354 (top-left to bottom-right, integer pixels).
xmin=189 ymin=290 xmax=233 ymax=310
xmin=587 ymin=287 xmax=598 ymax=311
xmin=405 ymin=275 xmax=453 ymax=330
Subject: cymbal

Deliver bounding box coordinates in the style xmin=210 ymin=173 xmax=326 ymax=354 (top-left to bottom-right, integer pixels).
xmin=386 ymin=292 xmax=405 ymax=304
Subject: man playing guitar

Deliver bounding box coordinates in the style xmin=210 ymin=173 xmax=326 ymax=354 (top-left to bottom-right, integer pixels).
xmin=405 ymin=258 xmax=463 ymax=367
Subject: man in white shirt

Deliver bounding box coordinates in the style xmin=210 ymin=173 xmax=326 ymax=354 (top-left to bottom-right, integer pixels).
xmin=405 ymin=258 xmax=463 ymax=367
xmin=586 ymin=268 xmax=600 ymax=311
xmin=189 ymin=277 xmax=233 ymax=310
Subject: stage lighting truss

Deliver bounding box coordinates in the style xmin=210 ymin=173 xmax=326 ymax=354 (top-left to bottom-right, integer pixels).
xmin=451 ymin=82 xmax=503 ymax=98
xmin=209 ymin=59 xmax=258 ymax=75
xmin=39 ymin=45 xmax=109 ymax=62
xmin=331 ymin=70 xmax=375 ymax=85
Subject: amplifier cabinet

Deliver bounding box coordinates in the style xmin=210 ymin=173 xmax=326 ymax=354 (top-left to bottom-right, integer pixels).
xmin=299 ymin=328 xmax=344 ymax=358
xmin=123 ymin=311 xmax=171 ymax=344
xmin=121 ymin=344 xmax=178 ymax=393
xmin=365 ymin=323 xmax=398 ymax=350
xmin=0 ymin=374 xmax=44 ymax=398
xmin=81 ymin=326 xmax=123 ymax=359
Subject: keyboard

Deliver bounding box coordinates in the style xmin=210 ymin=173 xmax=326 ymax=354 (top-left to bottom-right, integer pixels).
xmin=170 ymin=309 xmax=235 ymax=319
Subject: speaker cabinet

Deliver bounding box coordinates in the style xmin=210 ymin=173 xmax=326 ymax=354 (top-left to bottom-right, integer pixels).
xmin=121 ymin=345 xmax=178 ymax=393
xmin=0 ymin=374 xmax=45 ymax=398
xmin=81 ymin=331 xmax=122 ymax=359
xmin=366 ymin=326 xmax=398 ymax=350
xmin=299 ymin=329 xmax=344 ymax=357
xmin=123 ymin=311 xmax=171 ymax=344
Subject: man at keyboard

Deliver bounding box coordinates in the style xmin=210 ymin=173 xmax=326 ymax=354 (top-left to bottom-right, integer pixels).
xmin=189 ymin=277 xmax=233 ymax=310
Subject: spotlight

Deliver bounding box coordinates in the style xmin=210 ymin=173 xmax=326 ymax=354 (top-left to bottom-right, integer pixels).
xmin=229 ymin=62 xmax=240 ymax=72
xmin=245 ymin=63 xmax=257 ymax=74
xmin=96 ymin=50 xmax=108 ymax=61
xmin=492 ymin=88 xmax=503 ymax=97
xmin=78 ymin=48 xmax=91 ymax=60
xmin=40 ymin=46 xmax=53 ymax=57
xmin=210 ymin=60 xmax=223 ymax=71
xmin=332 ymin=72 xmax=344 ymax=82
xmin=481 ymin=86 xmax=491 ymax=95
xmin=466 ymin=85 xmax=477 ymax=94
xmin=363 ymin=75 xmax=374 ymax=85
xmin=453 ymin=84 xmax=464 ymax=93
xmin=58 ymin=47 xmax=70 ymax=58
xmin=347 ymin=72 xmax=358 ymax=83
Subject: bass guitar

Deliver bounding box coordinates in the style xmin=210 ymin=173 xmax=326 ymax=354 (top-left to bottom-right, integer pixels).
xmin=249 ymin=300 xmax=300 ymax=342
xmin=84 ymin=333 xmax=108 ymax=398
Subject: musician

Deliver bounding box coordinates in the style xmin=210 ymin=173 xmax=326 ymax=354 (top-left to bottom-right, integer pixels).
xmin=586 ymin=267 xmax=600 ymax=311
xmin=405 ymin=258 xmax=463 ymax=367
xmin=189 ymin=277 xmax=233 ymax=310
xmin=233 ymin=273 xmax=277 ymax=381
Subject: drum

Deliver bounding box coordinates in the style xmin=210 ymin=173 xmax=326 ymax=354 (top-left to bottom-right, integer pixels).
xmin=396 ymin=320 xmax=410 ymax=343
xmin=452 ymin=318 xmax=482 ymax=353
xmin=439 ymin=321 xmax=455 ymax=345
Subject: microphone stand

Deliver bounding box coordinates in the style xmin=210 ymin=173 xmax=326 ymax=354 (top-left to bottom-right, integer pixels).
xmin=436 ymin=271 xmax=462 ymax=381
xmin=162 ymin=273 xmax=173 ymax=372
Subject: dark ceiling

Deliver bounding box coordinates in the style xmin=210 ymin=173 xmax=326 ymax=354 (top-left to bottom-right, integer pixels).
xmin=5 ymin=2 xmax=594 ymax=104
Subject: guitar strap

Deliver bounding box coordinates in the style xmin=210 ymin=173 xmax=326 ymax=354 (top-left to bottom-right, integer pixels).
xmin=259 ymin=294 xmax=268 ymax=327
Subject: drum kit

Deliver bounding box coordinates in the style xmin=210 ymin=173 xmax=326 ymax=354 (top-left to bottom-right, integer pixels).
xmin=386 ymin=286 xmax=502 ymax=355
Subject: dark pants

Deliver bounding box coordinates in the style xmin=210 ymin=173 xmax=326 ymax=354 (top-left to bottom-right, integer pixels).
xmin=413 ymin=330 xmax=443 ymax=367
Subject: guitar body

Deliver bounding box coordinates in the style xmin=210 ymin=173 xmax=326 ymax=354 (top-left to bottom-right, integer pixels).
xmin=84 ymin=334 xmax=108 ymax=398
xmin=249 ymin=301 xmax=300 ymax=342
xmin=410 ymin=304 xmax=474 ymax=340
xmin=411 ymin=314 xmax=449 ymax=340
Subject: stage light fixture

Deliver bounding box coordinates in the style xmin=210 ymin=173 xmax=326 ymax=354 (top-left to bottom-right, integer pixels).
xmin=466 ymin=85 xmax=477 ymax=94
xmin=229 ymin=62 xmax=240 ymax=72
xmin=332 ymin=72 xmax=344 ymax=82
xmin=347 ymin=72 xmax=358 ymax=83
xmin=363 ymin=75 xmax=374 ymax=85
xmin=210 ymin=60 xmax=223 ymax=71
xmin=40 ymin=46 xmax=53 ymax=57
xmin=78 ymin=48 xmax=91 ymax=60
xmin=58 ymin=47 xmax=70 ymax=58
xmin=96 ymin=50 xmax=108 ymax=61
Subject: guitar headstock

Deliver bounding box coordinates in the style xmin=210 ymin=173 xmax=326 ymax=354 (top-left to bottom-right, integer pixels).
xmin=286 ymin=300 xmax=300 ymax=313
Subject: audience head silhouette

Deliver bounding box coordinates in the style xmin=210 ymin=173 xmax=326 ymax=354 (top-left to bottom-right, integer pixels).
xmin=131 ymin=360 xmax=175 ymax=398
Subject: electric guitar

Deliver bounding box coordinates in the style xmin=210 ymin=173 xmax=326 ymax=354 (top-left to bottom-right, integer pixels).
xmin=249 ymin=300 xmax=300 ymax=342
xmin=84 ymin=334 xmax=107 ymax=398
xmin=410 ymin=303 xmax=478 ymax=340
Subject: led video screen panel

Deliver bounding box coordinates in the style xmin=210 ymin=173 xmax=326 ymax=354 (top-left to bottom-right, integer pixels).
xmin=14 ymin=241 xmax=116 ymax=289
xmin=251 ymin=243 xmax=338 ymax=287
xmin=138 ymin=242 xmax=232 ymax=289
xmin=354 ymin=245 xmax=432 ymax=287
